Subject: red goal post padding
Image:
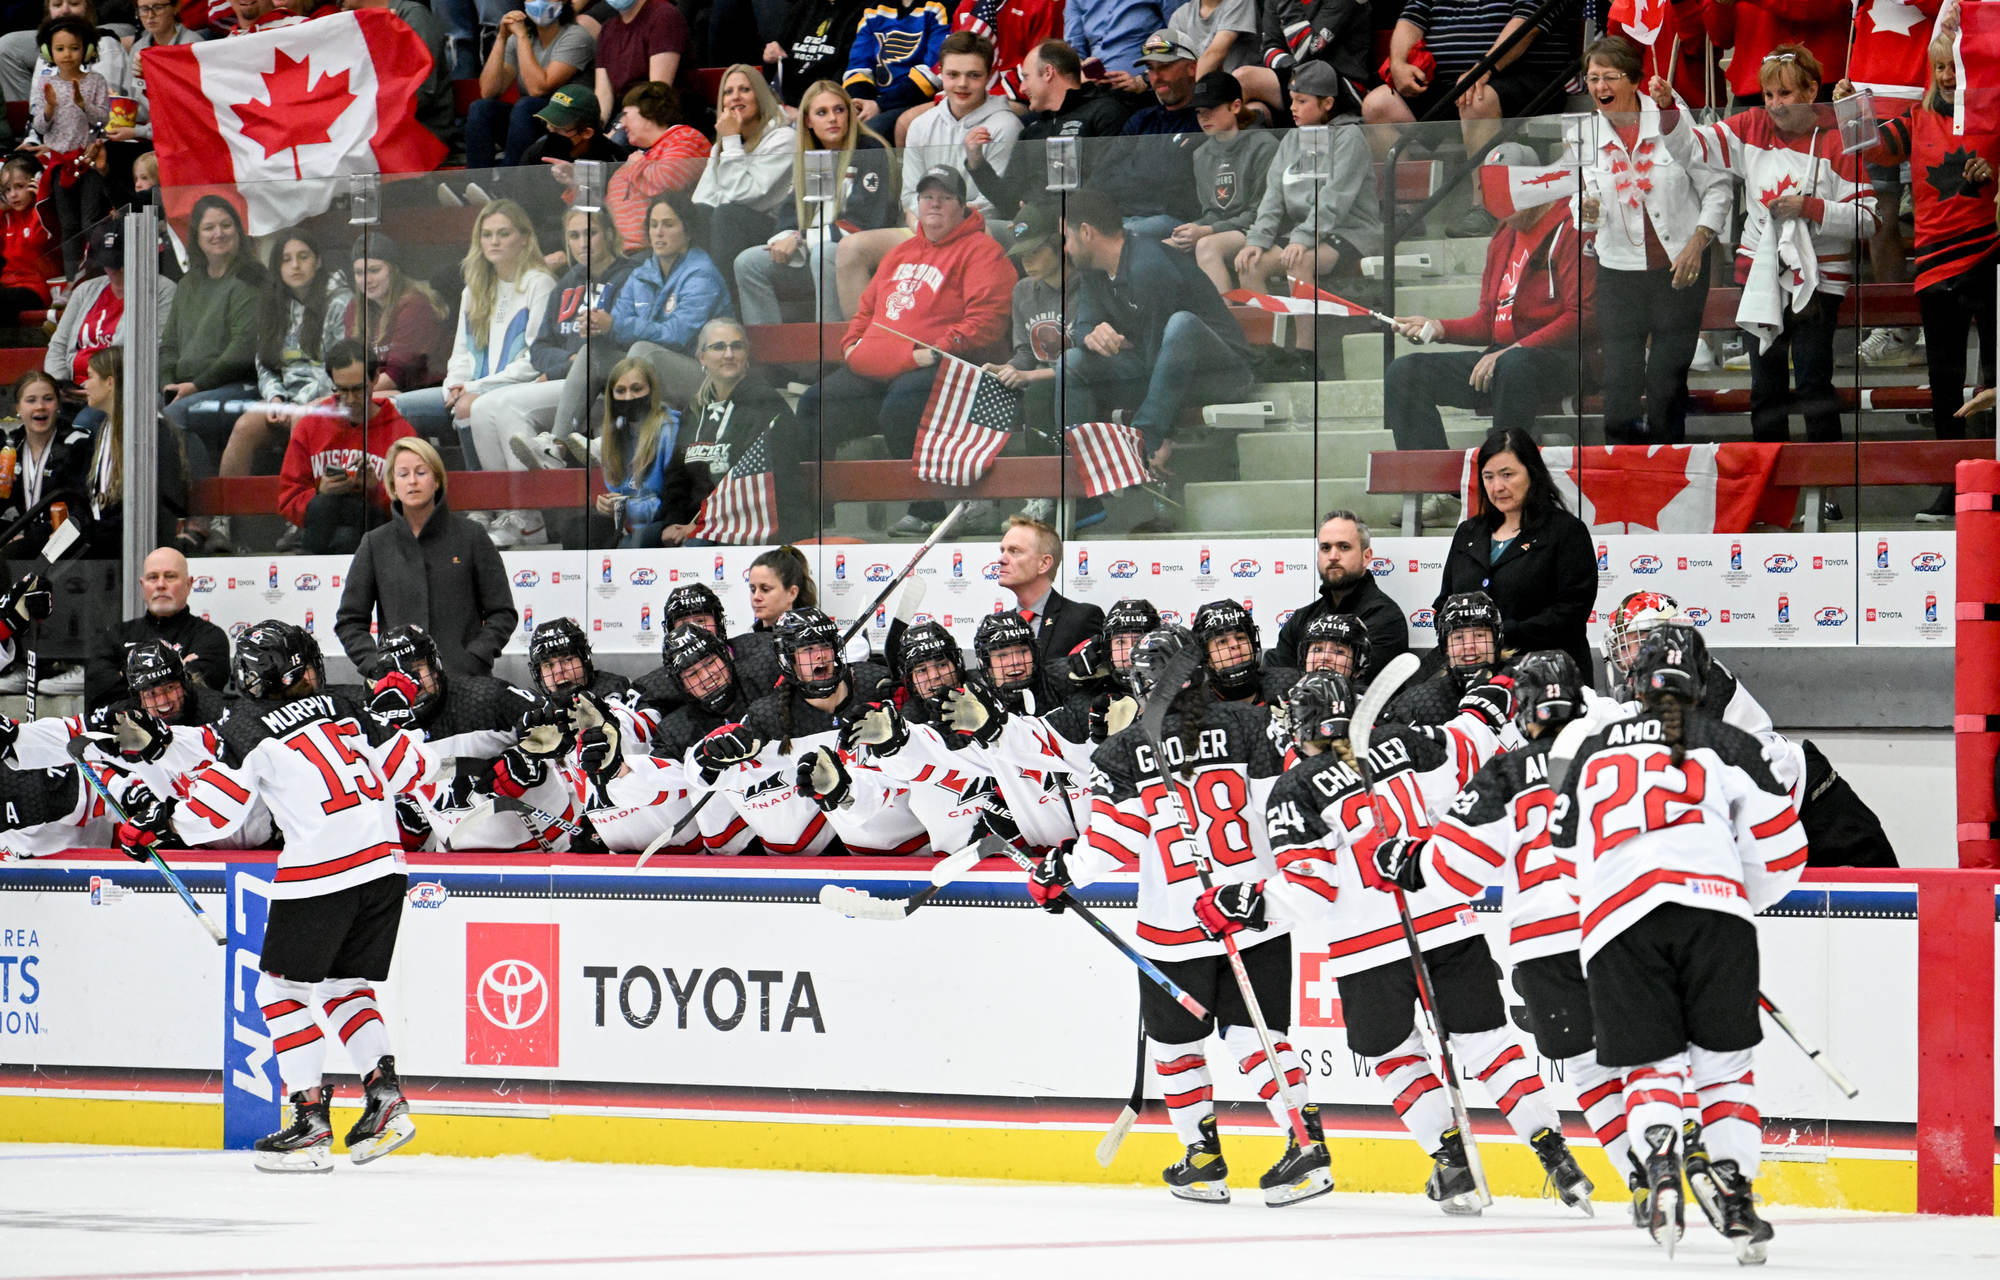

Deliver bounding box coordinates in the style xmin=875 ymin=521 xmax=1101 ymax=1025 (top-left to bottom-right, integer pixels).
xmin=1955 ymin=460 xmax=2000 ymax=870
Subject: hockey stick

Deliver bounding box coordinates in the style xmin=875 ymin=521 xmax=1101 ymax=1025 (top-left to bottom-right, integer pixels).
xmin=444 ymin=799 xmax=499 ymax=850
xmin=637 ymin=790 xmax=716 ymax=866
xmin=1759 ymin=991 xmax=1860 ymax=1098
xmin=492 ymin=794 xmax=587 ymax=840
xmin=1137 ymin=650 xmax=1314 ymax=1149
xmin=1353 ymin=650 xmax=1493 ymax=1207
xmin=994 ymin=841 xmax=1211 ymax=1020
xmin=23 ymin=516 xmax=84 ymax=721
xmin=816 ymin=835 xmax=997 ymax=920
xmin=1096 ymin=1006 xmax=1149 ymax=1167
xmin=66 ymin=736 xmax=225 ymax=945
xmin=837 ymin=502 xmax=969 ymax=648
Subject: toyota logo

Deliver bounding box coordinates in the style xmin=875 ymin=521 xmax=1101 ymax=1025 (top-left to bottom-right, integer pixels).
xmin=477 ymin=958 xmax=548 ymax=1031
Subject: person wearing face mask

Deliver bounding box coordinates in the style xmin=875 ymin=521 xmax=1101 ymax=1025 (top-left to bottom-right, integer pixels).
xmin=469 ymin=0 xmax=595 ymax=168
xmin=654 ymin=317 xmax=806 ymax=546
xmin=590 ymin=355 xmax=678 ymax=546
xmin=592 ymin=0 xmax=691 ymax=127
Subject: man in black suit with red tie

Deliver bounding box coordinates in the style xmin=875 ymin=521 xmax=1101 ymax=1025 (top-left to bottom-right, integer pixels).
xmin=996 ymin=515 xmax=1104 ymax=670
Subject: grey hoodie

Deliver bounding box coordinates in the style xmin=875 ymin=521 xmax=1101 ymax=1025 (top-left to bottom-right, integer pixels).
xmin=1191 ymin=127 xmax=1282 ymax=234
xmin=1245 ymin=118 xmax=1382 ymax=256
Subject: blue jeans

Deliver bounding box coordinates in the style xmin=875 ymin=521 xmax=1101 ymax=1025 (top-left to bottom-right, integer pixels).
xmin=466 ymin=94 xmax=552 ymax=169
xmin=1057 ymin=311 xmax=1253 ymax=450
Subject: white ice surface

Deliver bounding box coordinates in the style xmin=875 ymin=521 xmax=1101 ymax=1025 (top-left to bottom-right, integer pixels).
xmin=4 ymin=1144 xmax=1999 ymax=1279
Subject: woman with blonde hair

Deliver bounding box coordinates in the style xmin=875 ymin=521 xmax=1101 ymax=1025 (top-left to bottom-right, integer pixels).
xmin=335 ymin=435 xmax=519 ymax=679
xmin=656 ymin=317 xmax=805 ymax=545
xmin=734 ymin=79 xmax=898 ymax=324
xmin=396 ymin=198 xmax=557 ymax=547
xmin=592 ymin=355 xmax=680 ymax=548
xmin=693 ymin=64 xmax=798 ymax=302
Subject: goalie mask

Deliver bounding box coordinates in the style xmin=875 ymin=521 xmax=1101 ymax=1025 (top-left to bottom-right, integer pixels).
xmin=1125 ymin=625 xmax=1205 ymax=703
xmin=378 ymin=624 xmax=446 ymax=720
xmin=1605 ymin=589 xmax=1681 ymax=682
xmin=664 ymin=583 xmax=727 ymax=636
xmin=530 ymin=616 xmax=596 ymax=699
xmin=1279 ymin=670 xmax=1355 ymax=750
xmin=234 ymin=620 xmax=323 ymax=702
xmin=774 ymin=607 xmax=847 ymax=699
xmin=1102 ymin=597 xmax=1162 ymax=678
xmin=974 ymin=611 xmax=1038 ymax=693
xmin=1628 ymin=622 xmax=1707 ymax=705
xmin=1192 ymin=599 xmax=1261 ymax=697
xmin=1511 ymin=649 xmax=1584 ymax=738
xmin=663 ymin=623 xmax=738 ymax=714
xmin=895 ymin=621 xmax=964 ymax=705
xmin=126 ymin=640 xmax=191 ymax=720
xmin=1437 ymin=591 xmax=1502 ymax=677
xmin=1301 ymin=611 xmax=1370 ymax=678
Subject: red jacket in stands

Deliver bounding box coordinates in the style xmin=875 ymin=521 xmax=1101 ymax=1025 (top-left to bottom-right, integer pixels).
xmin=840 ymin=210 xmax=1015 ymax=378
xmin=0 ymin=205 xmax=56 ymax=304
xmin=1848 ymin=0 xmax=1941 ymax=100
xmin=1705 ymin=0 xmax=1849 ymax=101
xmin=276 ymin=394 xmax=416 ymax=527
xmin=1436 ymin=204 xmax=1597 ymax=355
xmin=1868 ymin=101 xmax=2000 ymax=292
xmin=952 ymin=0 xmax=1063 ymax=98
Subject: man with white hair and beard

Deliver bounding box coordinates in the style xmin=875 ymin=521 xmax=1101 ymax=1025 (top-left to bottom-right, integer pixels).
xmin=1270 ymin=509 xmax=1408 ymax=682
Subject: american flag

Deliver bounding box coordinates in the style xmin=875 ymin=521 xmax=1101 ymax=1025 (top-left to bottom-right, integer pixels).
xmin=913 ymin=353 xmax=1021 ymax=487
xmin=1064 ymin=422 xmax=1152 ymax=498
xmin=689 ymin=431 xmax=779 ymax=545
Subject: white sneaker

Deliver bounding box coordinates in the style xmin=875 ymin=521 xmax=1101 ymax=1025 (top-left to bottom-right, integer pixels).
xmin=1420 ymin=494 xmax=1461 ymax=529
xmin=1689 ymin=336 xmax=1716 ymax=372
xmin=464 ymin=182 xmax=493 ymax=206
xmin=436 ymin=183 xmax=465 ymax=208
xmin=1019 ymin=498 xmax=1056 ymax=523
xmin=509 ymin=432 xmax=568 ymax=470
xmin=1856 ymin=327 xmax=1917 ymax=367
xmin=466 ymin=509 xmax=496 ymax=528
xmin=563 ymin=433 xmax=592 ymax=466
xmin=204 ymin=515 xmax=235 ymax=555
xmin=36 ymin=664 xmax=84 ymax=695
xmin=1720 ymin=337 xmax=1751 ymax=371
xmin=486 ymin=510 xmax=549 ymax=549
xmin=887 ymin=513 xmax=933 ymax=538
xmin=0 ymin=666 xmax=26 ymax=694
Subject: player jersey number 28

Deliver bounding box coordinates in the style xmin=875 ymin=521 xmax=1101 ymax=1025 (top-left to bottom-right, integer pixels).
xmin=1139 ymin=770 xmax=1252 ymax=881
xmin=284 ymin=721 xmax=387 ymax=815
xmin=1583 ymin=751 xmax=1707 ymax=853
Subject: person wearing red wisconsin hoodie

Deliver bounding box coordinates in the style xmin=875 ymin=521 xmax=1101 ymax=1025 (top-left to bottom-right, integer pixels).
xmin=1703 ymin=0 xmax=1847 ymax=107
xmin=278 ymin=338 xmax=417 ymax=555
xmin=795 ymin=163 xmax=1014 ymax=534
xmin=1385 ymin=143 xmax=1598 ymax=452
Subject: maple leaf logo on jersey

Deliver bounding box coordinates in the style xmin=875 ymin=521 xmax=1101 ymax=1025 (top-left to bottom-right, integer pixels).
xmin=1758 ymin=174 xmax=1799 ymax=207
xmin=233 ymin=50 xmax=354 ymax=178
xmin=1928 ymin=148 xmax=1989 ymax=201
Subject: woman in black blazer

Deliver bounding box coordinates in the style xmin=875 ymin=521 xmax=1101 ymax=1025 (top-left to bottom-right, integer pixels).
xmin=1435 ymin=428 xmax=1598 ymax=676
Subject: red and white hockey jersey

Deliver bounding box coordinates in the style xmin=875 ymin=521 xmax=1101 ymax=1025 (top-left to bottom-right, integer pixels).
xmin=1423 ymin=736 xmax=1578 ymax=962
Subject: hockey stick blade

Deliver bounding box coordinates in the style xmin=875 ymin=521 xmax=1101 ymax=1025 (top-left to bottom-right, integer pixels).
xmin=639 ymin=792 xmax=716 ymax=866
xmin=1351 ymin=651 xmax=1421 ymax=762
xmin=819 ymin=835 xmax=1002 ymax=921
xmin=444 ymin=799 xmax=500 ymax=850
xmin=816 ymin=883 xmax=913 ymax=921
xmin=1094 ymin=1106 xmax=1137 ymax=1168
xmin=1760 ymin=993 xmax=1861 ymax=1098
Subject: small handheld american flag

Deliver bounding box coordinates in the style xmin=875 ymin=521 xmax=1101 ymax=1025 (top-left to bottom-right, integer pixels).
xmin=689 ymin=431 xmax=779 ymax=545
xmin=1065 ymin=422 xmax=1153 ymax=498
xmin=913 ymin=352 xmax=1022 ymax=487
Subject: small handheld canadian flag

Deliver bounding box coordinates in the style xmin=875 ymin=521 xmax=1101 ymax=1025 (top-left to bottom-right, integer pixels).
xmin=144 ymin=11 xmax=445 ymax=234
xmin=1477 ymin=163 xmax=1581 ymax=219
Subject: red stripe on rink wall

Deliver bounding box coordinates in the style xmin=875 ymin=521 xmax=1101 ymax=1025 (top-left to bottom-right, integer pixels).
xmin=1916 ymin=868 xmax=1998 ymax=1215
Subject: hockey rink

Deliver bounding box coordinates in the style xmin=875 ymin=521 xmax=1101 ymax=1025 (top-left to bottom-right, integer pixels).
xmin=5 ymin=1145 xmax=1999 ymax=1279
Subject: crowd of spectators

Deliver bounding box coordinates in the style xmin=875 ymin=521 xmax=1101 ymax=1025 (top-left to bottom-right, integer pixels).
xmin=0 ymin=0 xmax=1985 ymax=574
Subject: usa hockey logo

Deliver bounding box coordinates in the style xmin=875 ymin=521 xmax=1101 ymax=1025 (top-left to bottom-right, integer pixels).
xmin=1629 ymin=555 xmax=1663 ymax=574
xmin=407 ymin=882 xmax=449 ymax=908
xmin=1159 ymin=610 xmax=1183 ymax=625
xmin=866 ymin=563 xmax=894 ymax=583
xmin=1230 ymin=559 xmax=1260 ymax=578
xmin=982 ymin=561 xmax=1004 ymax=580
xmin=630 ymin=568 xmax=658 ymax=586
xmin=1683 ymin=607 xmax=1714 ymax=626
xmin=1108 ymin=560 xmax=1138 ymax=578
xmin=1814 ymin=606 xmax=1848 ymax=627
xmin=293 ymin=574 xmax=321 ymax=591
xmin=512 ymin=569 xmax=540 ymax=588
xmin=1367 ymin=555 xmax=1393 ymax=576
xmin=1276 ymin=608 xmax=1297 ymax=625
xmin=191 ymin=575 xmax=216 ymax=593
xmin=1764 ymin=554 xmax=1798 ymax=573
xmin=1411 ymin=608 xmax=1436 ymax=630
xmin=1912 ymin=552 xmax=1947 ymax=572
xmin=912 ymin=612 xmax=934 ymax=624
xmin=229 ymin=621 xmax=250 ymax=640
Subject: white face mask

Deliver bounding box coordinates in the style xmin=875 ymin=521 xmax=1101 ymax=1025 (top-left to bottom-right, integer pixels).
xmin=605 ymin=0 xmax=642 ymax=12
xmin=525 ymin=0 xmax=563 ymax=21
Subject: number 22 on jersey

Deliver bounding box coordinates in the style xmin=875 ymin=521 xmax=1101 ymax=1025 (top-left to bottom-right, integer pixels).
xmin=1583 ymin=749 xmax=1707 ymax=854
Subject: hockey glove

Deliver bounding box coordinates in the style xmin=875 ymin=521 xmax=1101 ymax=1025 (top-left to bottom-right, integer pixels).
xmin=0 ymin=715 xmax=16 ymax=758
xmin=493 ymin=746 xmax=548 ymax=798
xmin=838 ymin=700 xmax=907 ymax=756
xmin=1193 ymin=880 xmax=1267 ymax=938
xmin=1065 ymin=634 xmax=1109 ymax=685
xmin=1457 ymin=675 xmax=1516 ymax=731
xmin=795 ymin=746 xmax=853 ymax=811
xmin=578 ymin=723 xmax=623 ymax=785
xmin=394 ymin=792 xmax=433 ymax=851
xmin=517 ymin=700 xmax=571 ymax=758
xmin=1370 ymin=834 xmax=1426 ymax=893
xmin=1089 ymin=693 xmax=1139 ymax=743
xmin=975 ymin=784 xmax=1021 ymax=846
xmin=940 ymin=679 xmax=1007 ymax=746
xmin=0 ymin=573 xmax=52 ymax=643
xmin=369 ymin=671 xmax=423 ymax=731
xmin=114 ymin=785 xmax=176 ymax=860
xmin=568 ymin=692 xmax=609 ymax=736
xmin=113 ymin=710 xmax=172 ymax=764
xmin=1026 ymin=848 xmax=1070 ymax=913
xmin=694 ymin=723 xmax=763 ymax=783
xmin=82 ymin=705 xmax=118 ymax=736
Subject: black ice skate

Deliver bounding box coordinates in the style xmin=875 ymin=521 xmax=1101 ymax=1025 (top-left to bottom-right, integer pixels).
xmin=1641 ymin=1123 xmax=1685 ymax=1257
xmin=1682 ymin=1119 xmax=1728 ymax=1234
xmin=1628 ymin=1169 xmax=1649 ymax=1229
xmin=1259 ymin=1105 xmax=1333 ymax=1208
xmin=1163 ymin=1114 xmax=1229 ymax=1204
xmin=1425 ymin=1126 xmax=1482 ymax=1216
xmin=344 ymin=1056 xmax=416 ymax=1166
xmin=1530 ymin=1126 xmax=1595 ymax=1216
xmin=1709 ymin=1159 xmax=1775 ymax=1266
xmin=253 ymin=1087 xmax=334 ymax=1174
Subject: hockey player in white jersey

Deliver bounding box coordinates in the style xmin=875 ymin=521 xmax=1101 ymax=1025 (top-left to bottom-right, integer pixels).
xmin=1029 ymin=626 xmax=1332 ymax=1209
xmin=1551 ymin=624 xmax=1808 ymax=1262
xmin=1250 ymin=670 xmax=1582 ymax=1216
xmin=115 ymin=621 xmax=439 ymax=1173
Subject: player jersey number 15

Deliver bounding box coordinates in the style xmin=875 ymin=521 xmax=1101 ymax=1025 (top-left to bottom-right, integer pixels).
xmin=1138 ymin=770 xmax=1254 ymax=882
xmin=285 ymin=721 xmax=386 ymax=815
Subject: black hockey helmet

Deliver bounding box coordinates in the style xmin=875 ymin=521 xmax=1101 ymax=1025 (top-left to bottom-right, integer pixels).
xmin=1301 ymin=611 xmax=1371 ymax=678
xmin=126 ymin=640 xmax=191 ymax=717
xmin=1279 ymin=670 xmax=1356 ymax=749
xmin=773 ymin=607 xmax=847 ymax=699
xmin=234 ymin=620 xmax=322 ymax=701
xmin=1437 ymin=590 xmax=1503 ymax=671
xmin=664 ymin=583 xmax=727 ymax=636
xmin=1191 ymin=599 xmax=1261 ymax=695
xmin=663 ymin=623 xmax=737 ymax=714
xmin=1628 ymin=622 xmax=1706 ymax=705
xmin=530 ymin=616 xmax=596 ymax=698
xmin=973 ymin=611 xmax=1038 ymax=692
xmin=378 ymin=623 xmax=446 ymax=718
xmin=1511 ymin=649 xmax=1584 ymax=737
xmin=894 ymin=621 xmax=963 ymax=702
xmin=1126 ymin=624 xmax=1205 ymax=703
xmin=1102 ymin=597 xmax=1162 ymax=682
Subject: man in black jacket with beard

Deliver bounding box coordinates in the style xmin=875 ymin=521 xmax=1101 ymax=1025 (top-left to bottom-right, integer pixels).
xmin=85 ymin=547 xmax=232 ymax=711
xmin=1270 ymin=510 xmax=1408 ymax=682
xmin=963 ymin=39 xmax=1132 ymax=217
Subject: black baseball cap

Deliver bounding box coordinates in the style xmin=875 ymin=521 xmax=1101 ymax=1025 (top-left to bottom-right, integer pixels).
xmin=1007 ymin=203 xmax=1058 ymax=257
xmin=915 ymin=165 xmax=969 ymax=201
xmin=1190 ymin=71 xmax=1243 ymax=110
xmin=85 ymin=222 xmax=122 ymax=270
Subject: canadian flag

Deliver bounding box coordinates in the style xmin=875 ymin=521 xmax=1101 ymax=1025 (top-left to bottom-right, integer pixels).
xmin=143 ymin=11 xmax=445 ymax=234
xmin=1478 ymin=163 xmax=1581 ymax=218
xmin=1458 ymin=444 xmax=1796 ymax=533
xmin=1954 ymin=1 xmax=2000 ymax=136
xmin=1223 ymin=281 xmax=1382 ymax=319
xmin=1608 ymin=0 xmax=1680 ymax=81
